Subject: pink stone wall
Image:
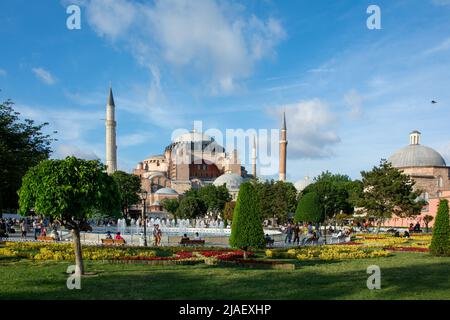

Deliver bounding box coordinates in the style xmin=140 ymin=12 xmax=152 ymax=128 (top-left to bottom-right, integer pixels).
xmin=383 ymin=190 xmax=450 ymax=228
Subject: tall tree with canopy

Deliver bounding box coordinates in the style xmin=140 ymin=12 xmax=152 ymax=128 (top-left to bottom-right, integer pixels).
xmin=161 ymin=198 xmax=179 ymax=222
xmin=302 ymin=171 xmax=362 ymax=222
xmin=197 ymin=184 xmax=231 ymax=216
xmin=18 ymin=157 xmax=121 ymax=274
xmin=0 ymin=99 xmax=54 ymax=211
xmin=254 ymin=180 xmax=298 ymax=225
xmin=229 ymin=182 xmax=265 ymax=258
xmin=111 ymin=170 xmax=141 ymax=217
xmin=295 ymin=192 xmax=324 ymax=224
xmin=176 ymin=196 xmax=207 ymax=219
xmin=355 ymin=160 xmax=425 ymax=231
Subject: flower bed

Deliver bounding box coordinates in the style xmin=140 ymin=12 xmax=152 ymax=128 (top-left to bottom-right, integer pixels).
xmin=266 ymin=245 xmax=392 ymax=261
xmin=385 ymin=246 xmax=429 ymax=253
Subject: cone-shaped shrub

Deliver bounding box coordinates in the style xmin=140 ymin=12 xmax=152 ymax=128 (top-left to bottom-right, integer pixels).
xmin=229 ymin=182 xmax=265 ymax=253
xmin=430 ymin=199 xmax=450 ymax=256
xmin=295 ymin=192 xmax=324 ymax=223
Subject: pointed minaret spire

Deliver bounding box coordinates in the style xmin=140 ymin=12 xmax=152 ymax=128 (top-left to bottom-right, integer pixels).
xmin=251 ymin=135 xmax=257 ymax=178
xmin=105 ymin=86 xmax=117 ymax=175
xmin=279 ymin=111 xmax=287 ymax=182
xmin=107 ymin=86 xmax=115 ymax=107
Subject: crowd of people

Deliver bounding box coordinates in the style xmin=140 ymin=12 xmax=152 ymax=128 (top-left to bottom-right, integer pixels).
xmin=103 ymin=223 xmax=164 ymax=246
xmin=0 ymin=217 xmax=61 ymax=240
xmin=280 ymin=222 xmax=353 ymax=246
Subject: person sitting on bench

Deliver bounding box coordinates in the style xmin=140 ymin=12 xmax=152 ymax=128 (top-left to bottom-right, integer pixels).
xmin=413 ymin=222 xmax=421 ymax=233
xmin=115 ymin=232 xmax=125 ymax=243
xmin=194 ymin=232 xmax=201 ymax=241
xmin=265 ymin=234 xmax=274 ymax=246
xmin=105 ymin=231 xmax=112 ymax=240
xmin=181 ymin=234 xmax=190 ymax=241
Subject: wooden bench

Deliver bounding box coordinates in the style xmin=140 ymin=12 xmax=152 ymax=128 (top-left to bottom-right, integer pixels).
xmin=101 ymin=239 xmax=126 ymax=246
xmin=37 ymin=236 xmax=55 ymax=241
xmin=179 ymin=239 xmax=205 ymax=246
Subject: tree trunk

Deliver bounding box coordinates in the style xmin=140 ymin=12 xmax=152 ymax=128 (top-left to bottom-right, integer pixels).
xmin=243 ymin=251 xmax=248 ymax=260
xmin=376 ymin=220 xmax=382 ymax=234
xmin=72 ymin=228 xmax=84 ymax=275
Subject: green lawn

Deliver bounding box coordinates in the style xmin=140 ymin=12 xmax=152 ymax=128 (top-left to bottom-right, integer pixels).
xmin=1 ymin=252 xmax=449 ymax=300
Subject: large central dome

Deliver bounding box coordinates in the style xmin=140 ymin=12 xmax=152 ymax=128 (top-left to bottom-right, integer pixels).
xmin=173 ymin=131 xmax=214 ymax=143
xmin=388 ymin=131 xmax=446 ymax=168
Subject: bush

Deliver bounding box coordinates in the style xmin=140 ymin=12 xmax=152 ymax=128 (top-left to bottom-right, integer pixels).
xmin=295 ymin=192 xmax=324 ymax=223
xmin=229 ymin=182 xmax=265 ymax=252
xmin=430 ymin=199 xmax=450 ymax=256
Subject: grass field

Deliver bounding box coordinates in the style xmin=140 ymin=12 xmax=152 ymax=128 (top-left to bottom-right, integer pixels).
xmin=1 ymin=252 xmax=449 ymax=300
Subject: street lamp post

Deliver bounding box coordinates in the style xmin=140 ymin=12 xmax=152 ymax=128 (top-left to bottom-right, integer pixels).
xmin=323 ymin=196 xmax=328 ymax=244
xmin=140 ymin=190 xmax=148 ymax=247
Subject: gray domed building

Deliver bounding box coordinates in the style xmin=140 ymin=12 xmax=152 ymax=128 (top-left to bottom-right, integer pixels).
xmin=294 ymin=176 xmax=312 ymax=193
xmin=388 ymin=131 xmax=449 ymax=200
xmin=213 ymin=172 xmax=245 ymax=200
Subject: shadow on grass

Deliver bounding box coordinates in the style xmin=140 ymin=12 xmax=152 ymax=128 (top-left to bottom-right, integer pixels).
xmin=2 ymin=258 xmax=450 ymax=300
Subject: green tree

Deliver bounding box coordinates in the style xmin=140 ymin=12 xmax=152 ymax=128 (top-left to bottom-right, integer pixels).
xmin=229 ymin=182 xmax=265 ymax=258
xmin=355 ymin=160 xmax=424 ymax=231
xmin=223 ymin=201 xmax=236 ymax=223
xmin=295 ymin=192 xmax=324 ymax=223
xmin=254 ymin=180 xmax=297 ymax=224
xmin=176 ymin=196 xmax=207 ymax=219
xmin=111 ymin=171 xmax=141 ymax=217
xmin=0 ymin=99 xmax=54 ymax=211
xmin=423 ymin=215 xmax=434 ymax=233
xmin=303 ymin=171 xmax=362 ymax=222
xmin=197 ymin=184 xmax=231 ymax=216
xmin=161 ymin=198 xmax=179 ymax=222
xmin=430 ymin=200 xmax=449 ymax=256
xmin=18 ymin=157 xmax=121 ymax=274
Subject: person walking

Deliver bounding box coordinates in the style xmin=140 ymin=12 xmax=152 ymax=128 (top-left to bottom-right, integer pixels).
xmin=33 ymin=219 xmax=40 ymax=240
xmin=285 ymin=223 xmax=293 ymax=244
xmin=20 ymin=219 xmax=27 ymax=238
xmin=293 ymin=223 xmax=300 ymax=245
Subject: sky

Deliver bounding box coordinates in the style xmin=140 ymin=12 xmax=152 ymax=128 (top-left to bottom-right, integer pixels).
xmin=1 ymin=0 xmax=450 ymax=182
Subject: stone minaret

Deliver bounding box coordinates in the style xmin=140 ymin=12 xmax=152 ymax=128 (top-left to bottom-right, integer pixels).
xmin=251 ymin=136 xmax=257 ymax=178
xmin=105 ymin=87 xmax=117 ymax=175
xmin=279 ymin=112 xmax=287 ymax=181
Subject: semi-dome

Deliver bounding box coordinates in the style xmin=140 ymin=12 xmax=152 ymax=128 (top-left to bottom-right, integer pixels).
xmin=155 ymin=187 xmax=178 ymax=195
xmin=388 ymin=131 xmax=446 ymax=168
xmin=294 ymin=176 xmax=312 ymax=192
xmin=213 ymin=173 xmax=244 ymax=191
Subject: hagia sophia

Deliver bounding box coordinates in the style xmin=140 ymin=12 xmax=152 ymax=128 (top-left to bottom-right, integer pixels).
xmin=105 ymin=87 xmax=288 ymax=214
xmin=104 ymin=88 xmax=449 ymax=227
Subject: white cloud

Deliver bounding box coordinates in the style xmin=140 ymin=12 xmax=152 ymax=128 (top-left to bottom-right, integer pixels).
xmin=423 ymin=37 xmax=450 ymax=55
xmin=271 ymin=99 xmax=341 ymax=159
xmin=83 ymin=0 xmax=285 ymax=94
xmin=344 ymin=89 xmax=364 ymax=118
xmin=118 ymin=132 xmax=153 ymax=147
xmin=55 ymin=144 xmax=100 ymax=160
xmin=15 ymin=104 xmax=102 ymax=141
xmin=32 ymin=67 xmax=56 ymax=85
xmin=0 ymin=69 xmax=6 ymax=77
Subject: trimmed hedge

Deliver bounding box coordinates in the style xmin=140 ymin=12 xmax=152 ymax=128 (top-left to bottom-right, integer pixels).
xmin=295 ymin=192 xmax=324 ymax=223
xmin=430 ymin=199 xmax=450 ymax=256
xmin=229 ymin=182 xmax=265 ymax=250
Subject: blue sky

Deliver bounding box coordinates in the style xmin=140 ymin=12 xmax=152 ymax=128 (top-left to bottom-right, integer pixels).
xmin=1 ymin=0 xmax=450 ymax=182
